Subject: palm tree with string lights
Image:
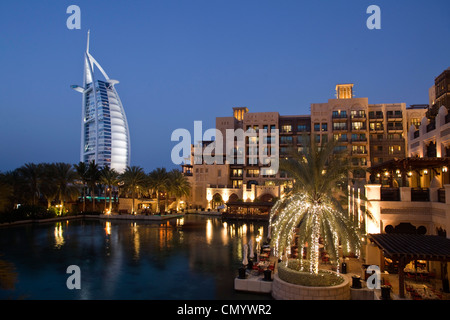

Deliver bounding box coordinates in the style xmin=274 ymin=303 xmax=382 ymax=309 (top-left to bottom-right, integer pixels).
xmin=269 ymin=137 xmax=362 ymax=275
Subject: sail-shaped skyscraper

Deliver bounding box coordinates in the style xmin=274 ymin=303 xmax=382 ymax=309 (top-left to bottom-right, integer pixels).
xmin=72 ymin=31 xmax=130 ymax=173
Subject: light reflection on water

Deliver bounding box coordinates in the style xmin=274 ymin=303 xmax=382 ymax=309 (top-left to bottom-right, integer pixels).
xmin=0 ymin=214 xmax=270 ymax=300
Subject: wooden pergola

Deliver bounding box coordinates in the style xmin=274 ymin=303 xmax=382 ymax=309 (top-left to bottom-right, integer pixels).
xmin=369 ymin=157 xmax=450 ymax=187
xmin=369 ymin=233 xmax=450 ymax=298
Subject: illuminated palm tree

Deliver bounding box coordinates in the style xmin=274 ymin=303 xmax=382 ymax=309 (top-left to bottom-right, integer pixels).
xmin=100 ymin=165 xmax=120 ymax=213
xmin=120 ymin=166 xmax=147 ymax=214
xmin=269 ymin=139 xmax=361 ymax=274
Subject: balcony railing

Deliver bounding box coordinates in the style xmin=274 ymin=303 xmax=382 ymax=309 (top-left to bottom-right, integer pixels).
xmin=332 ymin=114 xmax=348 ymax=119
xmin=381 ymin=187 xmax=400 ymax=201
xmin=438 ymin=188 xmax=446 ymax=203
xmin=411 ymin=188 xmax=430 ymax=202
xmin=387 ymin=114 xmax=403 ymax=119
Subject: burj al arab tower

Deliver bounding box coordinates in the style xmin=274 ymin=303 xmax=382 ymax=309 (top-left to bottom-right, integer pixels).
xmin=71 ymin=31 xmax=130 ymax=173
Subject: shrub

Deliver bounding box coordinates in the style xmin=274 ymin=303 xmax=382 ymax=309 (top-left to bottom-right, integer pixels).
xmin=278 ymin=259 xmax=344 ymax=287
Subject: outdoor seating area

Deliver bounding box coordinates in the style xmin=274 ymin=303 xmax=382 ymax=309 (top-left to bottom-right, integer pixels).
xmin=406 ymin=283 xmax=443 ymax=300
xmin=249 ymin=245 xmax=276 ymax=274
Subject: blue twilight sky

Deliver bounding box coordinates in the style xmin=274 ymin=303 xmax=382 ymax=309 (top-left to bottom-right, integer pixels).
xmin=0 ymin=0 xmax=449 ymax=173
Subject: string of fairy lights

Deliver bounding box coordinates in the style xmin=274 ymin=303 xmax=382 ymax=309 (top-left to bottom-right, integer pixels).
xmin=268 ymin=192 xmax=361 ymax=274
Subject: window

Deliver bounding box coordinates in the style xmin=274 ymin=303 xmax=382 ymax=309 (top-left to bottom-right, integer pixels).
xmin=352 ymin=145 xmax=366 ymax=154
xmin=332 ymin=110 xmax=347 ymax=118
xmin=281 ymin=125 xmax=292 ymax=133
xmin=334 ymin=133 xmax=347 ymax=142
xmin=322 ymin=134 xmax=328 ymax=143
xmin=334 ymin=145 xmax=347 ymax=153
xmin=315 ymin=134 xmax=320 ymax=143
xmin=247 ymin=169 xmax=259 ymax=177
xmin=352 ymin=121 xmax=365 ymax=130
xmin=411 ymin=118 xmax=420 ymax=128
xmin=314 ymin=123 xmax=320 ymax=131
xmin=388 ymin=145 xmax=401 ymax=154
xmin=280 ymin=136 xmax=293 ymax=144
xmin=297 ymin=135 xmax=310 ymax=145
xmin=351 ymin=110 xmax=365 ymax=118
xmin=297 ymin=124 xmax=309 ymax=132
xmin=321 ymin=123 xmax=327 ymax=132
xmin=232 ymin=180 xmax=243 ymax=188
xmin=333 ymin=122 xmax=347 ymax=131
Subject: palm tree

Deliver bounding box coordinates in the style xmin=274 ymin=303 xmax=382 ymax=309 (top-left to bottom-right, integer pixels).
xmin=74 ymin=162 xmax=89 ymax=212
xmin=120 ymin=166 xmax=147 ymax=214
xmin=17 ymin=163 xmax=42 ymax=206
xmin=86 ymin=161 xmax=101 ymax=212
xmin=148 ymin=167 xmax=169 ymax=214
xmin=0 ymin=172 xmax=14 ymax=212
xmin=100 ymin=166 xmax=120 ymax=213
xmin=269 ymin=139 xmax=361 ymax=274
xmin=39 ymin=163 xmax=59 ymax=208
xmin=52 ymin=163 xmax=79 ymax=215
xmin=167 ymin=169 xmax=191 ymax=212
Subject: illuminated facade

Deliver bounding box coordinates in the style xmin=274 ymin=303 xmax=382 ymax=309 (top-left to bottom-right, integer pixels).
xmin=71 ymin=31 xmax=131 ymax=173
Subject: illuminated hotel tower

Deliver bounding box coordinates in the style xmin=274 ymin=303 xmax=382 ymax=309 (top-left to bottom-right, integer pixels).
xmin=71 ymin=31 xmax=131 ymax=173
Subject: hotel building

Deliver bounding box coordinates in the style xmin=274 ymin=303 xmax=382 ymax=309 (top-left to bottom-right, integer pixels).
xmin=182 ymin=84 xmax=426 ymax=211
xmin=71 ymin=31 xmax=131 ymax=173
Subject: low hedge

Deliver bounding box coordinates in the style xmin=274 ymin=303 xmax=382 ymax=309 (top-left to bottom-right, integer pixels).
xmin=278 ymin=259 xmax=344 ymax=287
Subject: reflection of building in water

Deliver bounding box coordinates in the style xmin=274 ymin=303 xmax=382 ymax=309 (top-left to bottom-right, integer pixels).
xmin=0 ymin=259 xmax=18 ymax=290
xmin=54 ymin=222 xmax=65 ymax=249
xmin=186 ymin=218 xmax=268 ymax=298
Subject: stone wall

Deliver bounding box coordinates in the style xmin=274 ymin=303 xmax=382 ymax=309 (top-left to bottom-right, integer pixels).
xmin=271 ymin=272 xmax=351 ymax=300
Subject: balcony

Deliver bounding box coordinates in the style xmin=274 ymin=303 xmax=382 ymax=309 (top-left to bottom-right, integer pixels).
xmin=332 ymin=125 xmax=348 ymax=132
xmin=332 ymin=113 xmax=348 ymax=119
xmin=411 ymin=188 xmax=430 ymax=202
xmin=351 ymin=137 xmax=368 ymax=143
xmin=351 ymin=150 xmax=368 ymax=156
xmin=387 ymin=124 xmax=403 ymax=132
xmin=351 ymin=113 xmax=366 ymax=120
xmin=369 ymin=125 xmax=384 ymax=133
xmin=381 ymin=187 xmax=400 ymax=201
xmin=351 ymin=125 xmax=367 ymax=132
xmin=369 ymin=113 xmax=384 ymax=120
xmin=387 ymin=113 xmax=403 ymax=120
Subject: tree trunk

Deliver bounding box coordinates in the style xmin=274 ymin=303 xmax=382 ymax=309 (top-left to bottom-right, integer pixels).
xmin=91 ymin=187 xmax=95 ymax=211
xmin=156 ymin=190 xmax=160 ymax=214
xmin=109 ymin=186 xmax=113 ymax=213
xmin=82 ymin=185 xmax=86 ymax=212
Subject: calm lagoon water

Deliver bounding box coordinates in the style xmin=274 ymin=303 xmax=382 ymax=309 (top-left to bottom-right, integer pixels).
xmin=0 ymin=214 xmax=271 ymax=300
